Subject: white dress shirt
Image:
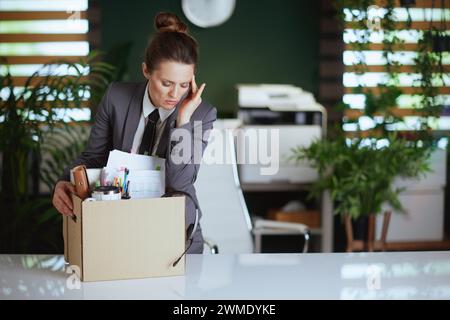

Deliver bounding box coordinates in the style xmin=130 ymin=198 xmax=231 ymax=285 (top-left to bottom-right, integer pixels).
xmin=131 ymin=83 xmax=176 ymax=155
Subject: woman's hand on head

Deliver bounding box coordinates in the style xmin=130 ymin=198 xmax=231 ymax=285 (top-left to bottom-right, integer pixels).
xmin=177 ymin=75 xmax=205 ymax=127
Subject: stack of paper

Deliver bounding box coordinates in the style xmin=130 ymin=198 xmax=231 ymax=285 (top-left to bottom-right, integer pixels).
xmin=104 ymin=150 xmax=165 ymax=199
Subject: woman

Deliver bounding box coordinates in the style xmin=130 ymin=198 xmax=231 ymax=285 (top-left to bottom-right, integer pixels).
xmin=52 ymin=12 xmax=217 ymax=253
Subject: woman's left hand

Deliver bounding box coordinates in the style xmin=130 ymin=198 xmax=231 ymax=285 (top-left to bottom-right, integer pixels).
xmin=177 ymin=75 xmax=205 ymax=127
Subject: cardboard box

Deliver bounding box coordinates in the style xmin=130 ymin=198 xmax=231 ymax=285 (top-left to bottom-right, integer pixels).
xmin=63 ymin=194 xmax=186 ymax=282
xmin=267 ymin=209 xmax=321 ymax=229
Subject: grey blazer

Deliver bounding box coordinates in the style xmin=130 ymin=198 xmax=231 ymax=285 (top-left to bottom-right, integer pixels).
xmin=59 ymin=81 xmax=217 ymax=253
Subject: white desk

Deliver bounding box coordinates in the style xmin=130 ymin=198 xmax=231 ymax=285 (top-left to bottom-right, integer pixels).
xmin=1 ymin=252 xmax=449 ymax=299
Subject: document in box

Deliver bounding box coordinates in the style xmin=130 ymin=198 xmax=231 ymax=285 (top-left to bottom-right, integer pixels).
xmin=106 ymin=149 xmax=164 ymax=171
xmin=104 ymin=150 xmax=165 ymax=198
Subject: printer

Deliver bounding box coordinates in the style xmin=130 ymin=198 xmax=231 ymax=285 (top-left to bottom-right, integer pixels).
xmin=236 ymin=84 xmax=326 ymax=184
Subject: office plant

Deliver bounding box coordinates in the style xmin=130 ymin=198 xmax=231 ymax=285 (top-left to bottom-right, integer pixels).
xmin=291 ymin=0 xmax=446 ymax=251
xmin=0 ymin=52 xmax=115 ymax=253
xmin=291 ymin=134 xmax=431 ymax=251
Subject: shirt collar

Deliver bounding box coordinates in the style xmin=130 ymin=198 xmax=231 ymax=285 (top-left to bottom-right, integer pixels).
xmin=143 ymin=82 xmax=176 ymax=122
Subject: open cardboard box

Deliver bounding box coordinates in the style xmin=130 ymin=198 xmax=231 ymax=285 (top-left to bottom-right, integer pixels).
xmin=63 ymin=194 xmax=186 ymax=282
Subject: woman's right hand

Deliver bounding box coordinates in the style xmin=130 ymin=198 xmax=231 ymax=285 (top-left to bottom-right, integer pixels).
xmin=52 ymin=181 xmax=75 ymax=216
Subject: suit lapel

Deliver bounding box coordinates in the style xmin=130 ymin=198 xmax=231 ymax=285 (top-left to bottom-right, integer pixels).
xmin=121 ymin=82 xmax=147 ymax=152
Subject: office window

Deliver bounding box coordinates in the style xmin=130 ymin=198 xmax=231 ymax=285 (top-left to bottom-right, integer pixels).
xmin=342 ymin=1 xmax=450 ymax=135
xmin=0 ymin=0 xmax=91 ymax=121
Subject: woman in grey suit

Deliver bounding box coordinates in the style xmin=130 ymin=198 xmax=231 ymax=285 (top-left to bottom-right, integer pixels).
xmin=52 ymin=12 xmax=217 ymax=253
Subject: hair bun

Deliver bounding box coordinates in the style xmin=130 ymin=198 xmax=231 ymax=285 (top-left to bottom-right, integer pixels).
xmin=155 ymin=12 xmax=188 ymax=34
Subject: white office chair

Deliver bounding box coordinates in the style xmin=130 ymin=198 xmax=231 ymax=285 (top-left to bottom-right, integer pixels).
xmin=195 ymin=120 xmax=310 ymax=254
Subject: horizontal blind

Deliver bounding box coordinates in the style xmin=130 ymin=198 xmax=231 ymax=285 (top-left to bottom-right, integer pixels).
xmin=0 ymin=0 xmax=92 ymax=122
xmin=342 ymin=0 xmax=450 ymax=136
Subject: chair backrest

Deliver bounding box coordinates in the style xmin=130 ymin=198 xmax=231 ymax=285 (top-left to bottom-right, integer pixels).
xmin=195 ymin=121 xmax=254 ymax=253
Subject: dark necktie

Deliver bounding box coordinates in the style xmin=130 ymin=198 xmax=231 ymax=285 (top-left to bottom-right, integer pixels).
xmin=139 ymin=108 xmax=160 ymax=155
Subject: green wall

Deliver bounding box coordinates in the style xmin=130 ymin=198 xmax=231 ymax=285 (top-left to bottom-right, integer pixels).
xmin=100 ymin=0 xmax=320 ymax=117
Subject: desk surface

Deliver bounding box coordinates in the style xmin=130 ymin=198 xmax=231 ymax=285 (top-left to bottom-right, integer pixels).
xmin=1 ymin=251 xmax=449 ymax=299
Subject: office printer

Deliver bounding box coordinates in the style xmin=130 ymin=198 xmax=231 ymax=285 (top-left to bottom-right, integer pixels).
xmin=236 ymin=84 xmax=326 ymax=184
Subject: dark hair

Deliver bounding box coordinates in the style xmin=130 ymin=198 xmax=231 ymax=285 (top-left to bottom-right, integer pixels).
xmin=145 ymin=12 xmax=198 ymax=71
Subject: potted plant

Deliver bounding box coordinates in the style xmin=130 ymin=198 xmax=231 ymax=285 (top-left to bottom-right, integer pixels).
xmin=0 ymin=52 xmax=115 ymax=253
xmin=291 ymin=133 xmax=431 ymax=251
xmin=291 ymin=0 xmax=447 ymax=251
